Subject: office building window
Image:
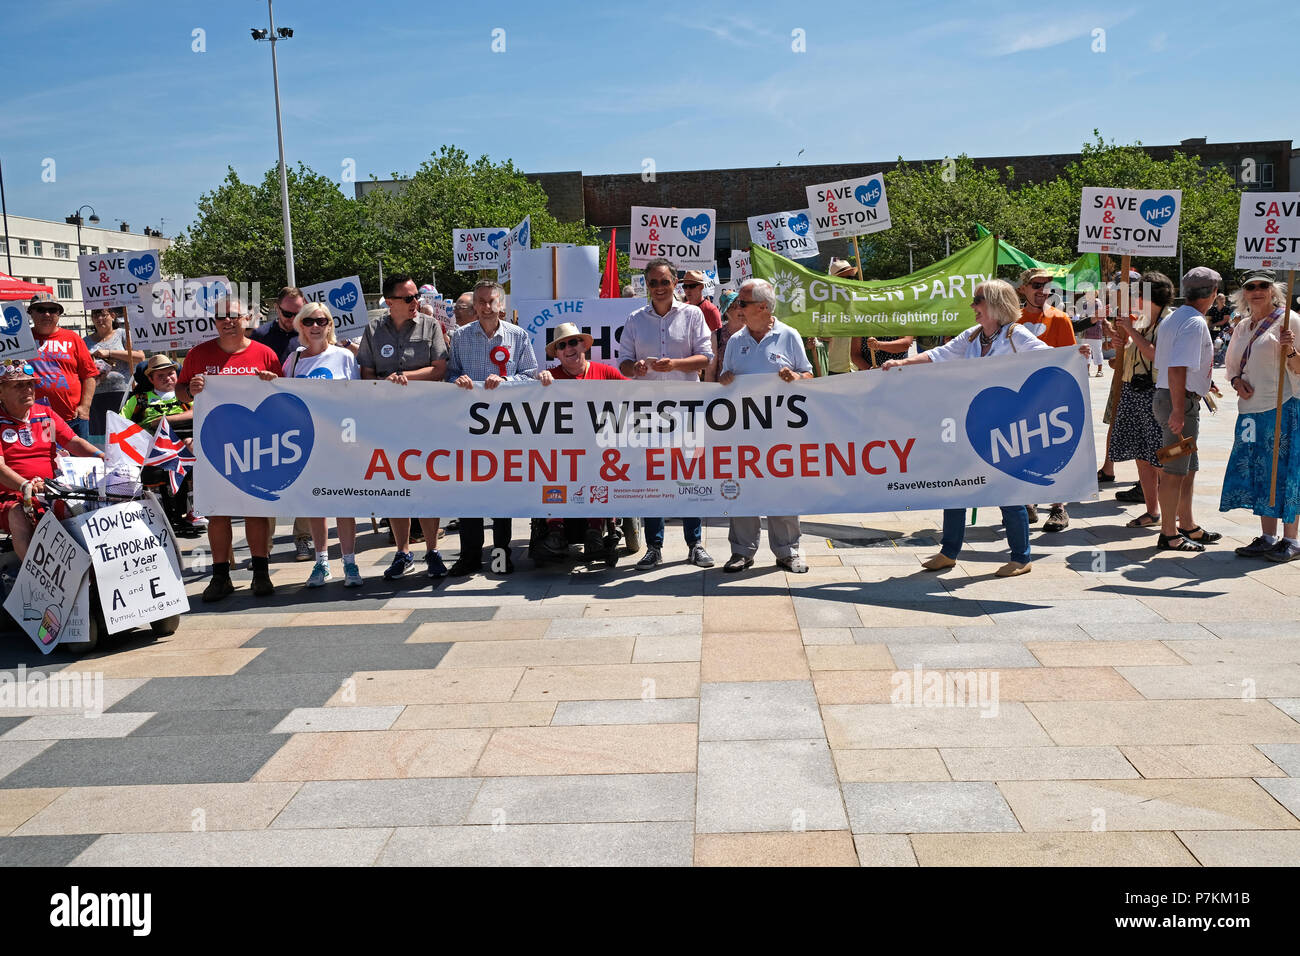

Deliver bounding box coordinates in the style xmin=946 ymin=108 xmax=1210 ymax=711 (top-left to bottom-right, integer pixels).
xmin=32 ymin=240 xmax=43 ymax=257
xmin=0 ymin=238 xmax=6 ymax=253
xmin=57 ymin=279 xmax=73 ymax=299
xmin=19 ymin=239 xmax=29 ymax=256
xmin=54 ymin=243 xmax=70 ymax=259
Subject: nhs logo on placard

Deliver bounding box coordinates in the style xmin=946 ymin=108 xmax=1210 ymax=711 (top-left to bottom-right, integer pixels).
xmin=966 ymin=367 xmax=1083 ymax=486
xmin=200 ymin=394 xmax=314 ymax=501
xmin=0 ymin=306 xmax=23 ymax=336
xmin=328 ymin=282 xmax=359 ymax=312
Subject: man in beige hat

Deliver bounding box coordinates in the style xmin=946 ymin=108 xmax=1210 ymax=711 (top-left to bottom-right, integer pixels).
xmin=680 ymin=270 xmax=722 ymax=380
xmin=825 ymin=259 xmax=858 ymax=375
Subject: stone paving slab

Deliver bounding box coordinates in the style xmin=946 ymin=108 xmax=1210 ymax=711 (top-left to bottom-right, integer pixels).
xmin=270 ymin=778 xmax=482 ymax=829
xmin=696 ymin=739 xmax=847 ymax=833
xmin=14 ymin=782 xmax=301 ymax=835
xmin=843 ymin=782 xmax=1021 ymax=833
xmin=376 ymin=822 xmax=694 ymax=866
xmin=1175 ymin=830 xmax=1300 ymax=866
xmin=0 ymin=834 xmax=99 ymax=867
xmin=465 ymin=773 xmax=695 ymax=824
xmin=694 ymin=831 xmax=859 ymax=867
xmin=70 ymin=828 xmax=394 ymax=867
xmin=909 ymin=832 xmax=1198 ymax=866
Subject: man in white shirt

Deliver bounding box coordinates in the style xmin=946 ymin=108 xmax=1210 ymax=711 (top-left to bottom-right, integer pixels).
xmin=1151 ymin=267 xmax=1220 ymax=553
xmin=619 ymin=257 xmax=715 ymax=569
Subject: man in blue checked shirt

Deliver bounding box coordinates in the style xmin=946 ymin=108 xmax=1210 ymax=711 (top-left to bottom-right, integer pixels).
xmin=446 ymin=279 xmax=541 ymax=577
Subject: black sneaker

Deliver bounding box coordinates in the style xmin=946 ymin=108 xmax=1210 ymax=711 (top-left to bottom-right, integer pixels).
xmin=1115 ymin=484 xmax=1146 ymax=503
xmin=201 ymin=575 xmax=234 ymax=602
xmin=723 ymin=554 xmax=754 ymax=573
xmin=636 ymin=547 xmax=662 ymax=569
xmin=425 ymin=550 xmax=448 ymax=578
xmin=383 ymin=551 xmax=415 ymax=580
xmin=1236 ymin=536 xmax=1279 ymax=557
xmin=1264 ymin=540 xmax=1300 ymax=563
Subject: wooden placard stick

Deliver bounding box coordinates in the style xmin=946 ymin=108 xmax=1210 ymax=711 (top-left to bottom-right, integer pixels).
xmin=1270 ymin=268 xmax=1297 ymax=507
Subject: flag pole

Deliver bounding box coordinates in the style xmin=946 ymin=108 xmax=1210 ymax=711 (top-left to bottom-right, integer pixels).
xmin=852 ymin=235 xmax=875 ymax=367
xmin=1270 ymin=268 xmax=1296 ymax=507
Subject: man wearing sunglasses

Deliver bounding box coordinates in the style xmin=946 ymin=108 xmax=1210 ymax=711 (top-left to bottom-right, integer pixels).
xmin=27 ymin=293 xmax=100 ymax=442
xmin=618 ymin=257 xmax=715 ymax=569
xmin=1017 ymin=268 xmax=1079 ymax=533
xmin=357 ymin=272 xmax=451 ymax=581
xmin=681 ymin=269 xmax=722 ymax=380
xmin=252 ymin=286 xmax=306 ymax=365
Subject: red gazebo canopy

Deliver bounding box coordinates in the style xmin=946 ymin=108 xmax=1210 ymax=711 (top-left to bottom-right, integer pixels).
xmin=0 ymin=272 xmax=54 ymax=302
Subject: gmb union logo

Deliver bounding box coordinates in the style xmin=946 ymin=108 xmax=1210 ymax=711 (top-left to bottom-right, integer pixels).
xmin=542 ymin=486 xmax=567 ymax=504
xmin=200 ymin=394 xmax=314 ymax=501
xmin=720 ymin=480 xmax=741 ymax=500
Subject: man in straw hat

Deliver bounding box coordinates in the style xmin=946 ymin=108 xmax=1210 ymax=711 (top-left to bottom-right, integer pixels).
xmin=825 ymin=258 xmax=859 ymax=375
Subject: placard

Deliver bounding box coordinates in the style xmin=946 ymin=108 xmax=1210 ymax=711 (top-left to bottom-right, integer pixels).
xmin=509 ymin=246 xmax=601 ymax=301
xmin=0 ymin=302 xmax=39 ymax=360
xmin=805 ymin=175 xmax=892 ymax=240
xmin=130 ymin=276 xmax=232 ymax=350
xmin=516 ymin=297 xmax=640 ymax=363
xmin=71 ymin=497 xmax=188 ymax=635
xmin=78 ymin=249 xmax=160 ymax=309
xmin=729 ymin=251 xmax=752 ymax=285
xmin=1077 ymin=187 xmax=1181 ymax=256
xmin=1235 ymin=192 xmax=1300 ymax=271
xmin=300 ymin=275 xmax=367 ymax=341
xmin=498 ymin=215 xmax=531 ymax=285
xmin=3 ymin=510 xmax=92 ymax=654
xmin=453 ymin=228 xmax=507 ymax=272
xmin=629 ymin=206 xmax=716 ymax=270
xmin=748 ymin=210 xmax=820 ymax=260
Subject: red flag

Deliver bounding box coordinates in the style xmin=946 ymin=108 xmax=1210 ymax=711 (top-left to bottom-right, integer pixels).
xmin=599 ymin=228 xmax=620 ymax=298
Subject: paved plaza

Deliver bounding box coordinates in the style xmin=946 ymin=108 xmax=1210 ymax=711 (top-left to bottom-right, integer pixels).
xmin=2 ymin=374 xmax=1299 ymax=867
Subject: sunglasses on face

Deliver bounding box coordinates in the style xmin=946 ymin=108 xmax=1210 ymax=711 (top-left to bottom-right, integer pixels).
xmin=386 ymin=294 xmax=417 ymax=303
xmin=300 ymin=316 xmax=331 ymax=327
xmin=647 ymin=279 xmax=673 ymax=288
xmin=1028 ymin=281 xmax=1050 ymax=290
xmin=556 ymin=338 xmax=584 ymax=350
xmin=31 ymin=307 xmax=61 ymax=316
xmin=735 ymin=299 xmax=758 ymax=308
xmin=1243 ymin=282 xmax=1271 ymax=292
xmin=971 ymin=295 xmax=985 ymax=306
xmin=682 ymin=282 xmax=702 ymax=290
xmin=279 ymin=306 xmax=299 ymax=318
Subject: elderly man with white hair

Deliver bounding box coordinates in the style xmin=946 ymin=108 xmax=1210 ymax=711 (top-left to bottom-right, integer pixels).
xmin=717 ymin=278 xmax=814 ymax=573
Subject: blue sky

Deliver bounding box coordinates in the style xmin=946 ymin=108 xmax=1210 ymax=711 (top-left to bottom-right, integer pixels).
xmin=2 ymin=0 xmax=1296 ymax=238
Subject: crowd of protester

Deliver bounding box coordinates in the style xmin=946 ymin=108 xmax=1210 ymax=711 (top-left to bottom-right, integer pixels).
xmin=3 ymin=253 xmax=1296 ymax=604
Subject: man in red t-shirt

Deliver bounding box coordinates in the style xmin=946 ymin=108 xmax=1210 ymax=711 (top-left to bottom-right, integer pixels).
xmin=1017 ymin=267 xmax=1078 ymax=533
xmin=27 ymin=293 xmax=99 ymax=441
xmin=537 ymin=322 xmax=625 ymax=559
xmin=179 ymin=299 xmax=283 ymax=602
xmin=682 ymin=270 xmax=722 ymax=381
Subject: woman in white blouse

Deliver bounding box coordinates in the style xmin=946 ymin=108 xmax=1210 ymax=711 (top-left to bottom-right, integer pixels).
xmin=1219 ymin=270 xmax=1300 ymax=562
xmin=882 ymin=279 xmax=1054 ymax=577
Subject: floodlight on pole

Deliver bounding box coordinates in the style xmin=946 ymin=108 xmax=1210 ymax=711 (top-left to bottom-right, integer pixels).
xmin=252 ymin=1 xmax=296 ymax=286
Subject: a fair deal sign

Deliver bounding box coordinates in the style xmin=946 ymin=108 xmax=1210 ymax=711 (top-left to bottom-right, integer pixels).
xmin=453 ymin=228 xmax=507 ymax=272
xmin=1235 ymin=192 xmax=1300 ymax=271
xmin=78 ymin=250 xmax=160 ymax=310
xmin=301 ymin=276 xmax=366 ymax=341
xmin=629 ymin=206 xmax=716 ymax=271
xmin=193 ymin=348 xmax=1097 ymax=520
xmin=747 ymin=210 xmax=820 ymax=260
xmin=804 ymin=175 xmax=891 ymax=241
xmin=1077 ymin=187 xmax=1181 ymax=257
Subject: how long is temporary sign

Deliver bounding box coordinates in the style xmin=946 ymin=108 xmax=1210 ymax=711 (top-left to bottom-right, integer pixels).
xmin=194 ymin=348 xmax=1097 ymax=518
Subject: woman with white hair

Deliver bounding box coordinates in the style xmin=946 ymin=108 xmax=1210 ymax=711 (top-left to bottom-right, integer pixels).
xmin=1220 ymin=270 xmax=1300 ymax=562
xmin=882 ymin=279 xmax=1058 ymax=577
xmin=283 ymin=302 xmax=364 ymax=587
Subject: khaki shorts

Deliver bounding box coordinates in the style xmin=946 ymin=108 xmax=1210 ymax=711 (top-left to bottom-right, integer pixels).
xmin=1152 ymin=388 xmax=1201 ymax=475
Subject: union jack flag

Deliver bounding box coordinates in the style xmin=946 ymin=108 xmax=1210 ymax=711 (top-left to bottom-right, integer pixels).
xmin=143 ymin=418 xmax=194 ymax=496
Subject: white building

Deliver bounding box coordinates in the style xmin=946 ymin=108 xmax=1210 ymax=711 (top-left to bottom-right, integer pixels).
xmin=0 ymin=214 xmax=170 ymax=333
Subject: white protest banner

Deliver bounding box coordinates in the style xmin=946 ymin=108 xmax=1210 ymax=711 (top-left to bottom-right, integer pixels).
xmin=70 ymin=496 xmax=188 ymax=634
xmin=729 ymin=251 xmax=752 ymax=285
xmin=499 ymin=215 xmax=531 ymax=285
xmin=78 ymin=250 xmax=160 ymax=310
xmin=748 ymin=210 xmax=820 ymax=260
xmin=1235 ymin=192 xmax=1300 ymax=271
xmin=130 ymin=276 xmax=232 ymax=350
xmin=3 ymin=510 xmax=92 ymax=654
xmin=516 ymin=298 xmax=639 ymax=363
xmin=194 ymin=348 xmax=1097 ymax=519
xmin=805 ymin=175 xmax=891 ymax=240
xmin=300 ymin=275 xmax=366 ymax=341
xmin=630 ymin=206 xmax=716 ymax=270
xmin=1077 ymin=187 xmax=1181 ymax=256
xmin=0 ymin=302 xmax=39 ymax=360
xmin=453 ymin=228 xmax=508 ymax=272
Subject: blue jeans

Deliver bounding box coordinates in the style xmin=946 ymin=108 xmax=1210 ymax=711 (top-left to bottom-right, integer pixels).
xmin=645 ymin=517 xmax=702 ymax=549
xmin=941 ymin=507 xmax=1030 ymax=565
xmin=66 ymin=417 xmax=90 ymax=441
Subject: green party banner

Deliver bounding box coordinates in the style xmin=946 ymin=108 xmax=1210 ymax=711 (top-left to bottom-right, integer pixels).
xmin=750 ymin=235 xmax=997 ymax=336
xmin=975 ymin=224 xmax=1101 ymax=290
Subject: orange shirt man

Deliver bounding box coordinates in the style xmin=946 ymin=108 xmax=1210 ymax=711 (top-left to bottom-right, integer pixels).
xmin=1017 ymin=267 xmax=1077 ymax=348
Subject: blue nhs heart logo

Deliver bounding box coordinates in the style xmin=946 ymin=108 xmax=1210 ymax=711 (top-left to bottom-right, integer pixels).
xmin=1140 ymin=195 xmax=1177 ymax=226
xmin=328 ymin=282 xmax=359 ymax=311
xmin=854 ymin=181 xmax=882 ymax=207
xmin=1 ymin=306 xmax=23 ymax=335
xmin=200 ymin=394 xmax=314 ymax=501
xmin=966 ymin=367 xmax=1084 ymax=486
